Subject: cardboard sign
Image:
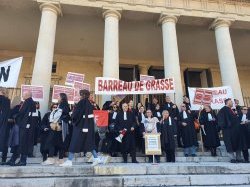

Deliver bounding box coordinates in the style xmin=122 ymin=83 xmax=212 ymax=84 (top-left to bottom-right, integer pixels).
xmin=95 ymin=77 xmax=175 ymax=95
xmin=73 ymin=81 xmax=91 ymax=103
xmin=52 ymin=85 xmax=75 ymax=104
xmin=140 ymin=74 xmax=155 ymax=81
xmin=21 ymin=85 xmax=44 ymax=101
xmin=145 ymin=133 xmax=162 ymax=155
xmin=65 ymin=72 xmax=85 ymax=86
xmin=188 ymin=86 xmax=234 ymax=110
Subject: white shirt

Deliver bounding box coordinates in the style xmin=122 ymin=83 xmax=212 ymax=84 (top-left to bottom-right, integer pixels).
xmin=141 ymin=113 xmax=146 ymax=123
xmin=208 ymin=113 xmax=213 ymax=121
xmin=123 ymin=112 xmax=127 ymax=120
xmin=241 ymin=114 xmax=247 ymax=122
xmin=169 ymin=117 xmax=172 ymax=125
xmin=112 ymin=112 xmax=117 ymax=119
xmin=183 ymin=111 xmax=188 ymax=119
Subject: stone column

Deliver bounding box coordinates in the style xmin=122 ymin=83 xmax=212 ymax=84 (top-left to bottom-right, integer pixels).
xmin=138 ymin=64 xmax=150 ymax=105
xmin=31 ymin=3 xmax=61 ymax=116
xmin=211 ymin=18 xmax=244 ymax=104
xmin=102 ymin=9 xmax=121 ymax=105
xmin=159 ymin=15 xmax=183 ymax=107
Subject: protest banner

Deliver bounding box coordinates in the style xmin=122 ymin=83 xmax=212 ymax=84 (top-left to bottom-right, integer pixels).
xmin=188 ymin=86 xmax=234 ymax=110
xmin=0 ymin=57 xmax=23 ymax=88
xmin=73 ymin=81 xmax=91 ymax=103
xmin=95 ymin=77 xmax=175 ymax=95
xmin=93 ymin=110 xmax=109 ymax=127
xmin=65 ymin=72 xmax=85 ymax=86
xmin=52 ymin=85 xmax=75 ymax=104
xmin=140 ymin=74 xmax=155 ymax=81
xmin=21 ymin=85 xmax=44 ymax=101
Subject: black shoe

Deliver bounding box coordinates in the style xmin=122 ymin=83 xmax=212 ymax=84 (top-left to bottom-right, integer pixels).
xmin=191 ymin=154 xmax=197 ymax=157
xmin=132 ymin=160 xmax=139 ymax=163
xmin=0 ymin=161 xmax=6 ymax=165
xmin=243 ymin=160 xmax=249 ymax=163
xmin=184 ymin=154 xmax=188 ymax=157
xmin=178 ymin=144 xmax=183 ymax=148
xmin=236 ymin=159 xmax=244 ymax=163
xmin=15 ymin=161 xmax=26 ymax=166
xmin=5 ymin=160 xmax=15 ymax=166
xmin=230 ymin=159 xmax=237 ymax=163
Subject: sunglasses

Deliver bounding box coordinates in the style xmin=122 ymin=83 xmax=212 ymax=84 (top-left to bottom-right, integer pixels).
xmin=181 ymin=106 xmax=186 ymax=107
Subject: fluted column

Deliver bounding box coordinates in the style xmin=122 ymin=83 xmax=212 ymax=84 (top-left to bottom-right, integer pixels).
xmin=31 ymin=3 xmax=61 ymax=116
xmin=102 ymin=9 xmax=121 ymax=104
xmin=159 ymin=14 xmax=183 ymax=106
xmin=211 ymin=18 xmax=243 ymax=104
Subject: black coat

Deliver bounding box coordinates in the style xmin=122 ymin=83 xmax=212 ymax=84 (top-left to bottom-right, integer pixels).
xmin=115 ymin=111 xmax=137 ymax=153
xmin=218 ymin=106 xmax=241 ymax=152
xmin=16 ymin=97 xmax=36 ymax=155
xmin=0 ymin=95 xmax=10 ymax=151
xmin=179 ymin=111 xmax=197 ymax=148
xmin=69 ymin=98 xmax=96 ymax=153
xmin=33 ymin=110 xmax=41 ymax=145
xmin=162 ymin=102 xmax=179 ymax=119
xmin=199 ymin=111 xmax=220 ymax=148
xmin=8 ymin=104 xmax=21 ymax=148
xmin=238 ymin=113 xmax=250 ymax=150
xmin=160 ymin=117 xmax=176 ymax=151
xmin=40 ymin=112 xmax=50 ymax=153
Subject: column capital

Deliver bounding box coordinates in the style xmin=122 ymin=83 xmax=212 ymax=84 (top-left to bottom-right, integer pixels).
xmin=210 ymin=18 xmax=235 ymax=30
xmin=40 ymin=2 xmax=62 ymax=16
xmin=158 ymin=14 xmax=179 ymax=25
xmin=103 ymin=9 xmax=121 ymax=20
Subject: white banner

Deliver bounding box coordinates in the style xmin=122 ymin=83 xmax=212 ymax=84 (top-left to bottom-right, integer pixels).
xmin=188 ymin=86 xmax=234 ymax=110
xmin=0 ymin=57 xmax=23 ymax=88
xmin=95 ymin=77 xmax=175 ymax=95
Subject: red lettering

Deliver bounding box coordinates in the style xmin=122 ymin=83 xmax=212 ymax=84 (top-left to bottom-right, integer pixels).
xmin=169 ymin=78 xmax=174 ymax=90
xmin=140 ymin=81 xmax=143 ymax=91
xmin=103 ymin=80 xmax=108 ymax=91
xmin=98 ymin=80 xmax=103 ymax=91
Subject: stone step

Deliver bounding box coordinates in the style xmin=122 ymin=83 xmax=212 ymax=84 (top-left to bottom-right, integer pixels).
xmin=0 ymin=174 xmax=249 ymax=187
xmin=1 ymin=163 xmax=250 ymax=178
xmin=25 ymin=156 xmax=230 ymax=164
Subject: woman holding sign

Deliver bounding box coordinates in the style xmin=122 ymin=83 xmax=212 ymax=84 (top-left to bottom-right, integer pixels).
xmin=199 ymin=106 xmax=220 ymax=156
xmin=142 ymin=109 xmax=161 ymax=163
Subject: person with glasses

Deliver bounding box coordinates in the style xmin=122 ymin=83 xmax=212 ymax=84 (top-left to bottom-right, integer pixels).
xmin=238 ymin=106 xmax=250 ymax=163
xmin=199 ymin=105 xmax=220 ymax=156
xmin=218 ymin=98 xmax=242 ymax=163
xmin=142 ymin=109 xmax=161 ymax=163
xmin=39 ymin=103 xmax=58 ymax=162
xmin=179 ymin=104 xmax=197 ymax=157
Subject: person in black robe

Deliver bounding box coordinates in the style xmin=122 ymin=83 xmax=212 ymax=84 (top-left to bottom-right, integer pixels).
xmin=115 ymin=103 xmax=138 ymax=163
xmin=42 ymin=93 xmax=70 ymax=165
xmin=39 ymin=103 xmax=58 ymax=161
xmin=218 ymin=98 xmax=242 ymax=163
xmin=183 ymin=95 xmax=191 ymax=111
xmin=4 ymin=102 xmax=22 ymax=166
xmin=238 ymin=106 xmax=250 ymax=163
xmin=179 ymin=104 xmax=197 ymax=157
xmin=15 ymin=91 xmax=36 ymax=166
xmin=108 ymin=104 xmax=120 ymax=156
xmin=136 ymin=105 xmax=146 ymax=153
xmin=199 ymin=105 xmax=220 ymax=156
xmin=153 ymin=103 xmax=162 ymax=121
xmin=29 ymin=101 xmax=41 ymax=157
xmin=162 ymin=95 xmax=180 ymax=147
xmin=0 ymin=87 xmax=11 ymax=164
xmin=60 ymin=90 xmax=101 ymax=167
xmin=160 ymin=110 xmax=176 ymax=162
xmin=234 ymin=99 xmax=241 ymax=115
xmin=145 ymin=97 xmax=158 ymax=112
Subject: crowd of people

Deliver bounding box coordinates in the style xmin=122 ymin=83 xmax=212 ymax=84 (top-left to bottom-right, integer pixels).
xmin=0 ymin=86 xmax=249 ymax=167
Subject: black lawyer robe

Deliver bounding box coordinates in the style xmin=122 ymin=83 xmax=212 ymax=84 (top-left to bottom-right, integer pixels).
xmin=39 ymin=112 xmax=50 ymax=155
xmin=179 ymin=111 xmax=197 ymax=148
xmin=160 ymin=117 xmax=176 ymax=151
xmin=238 ymin=113 xmax=250 ymax=150
xmin=69 ymin=98 xmax=96 ymax=153
xmin=199 ymin=111 xmax=220 ymax=148
xmin=16 ymin=97 xmax=36 ymax=155
xmin=218 ymin=106 xmax=241 ymax=152
xmin=115 ymin=111 xmax=137 ymax=153
xmin=0 ymin=95 xmax=11 ymax=152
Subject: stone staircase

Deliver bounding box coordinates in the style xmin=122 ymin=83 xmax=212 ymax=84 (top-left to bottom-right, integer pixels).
xmin=0 ymin=143 xmax=249 ymax=187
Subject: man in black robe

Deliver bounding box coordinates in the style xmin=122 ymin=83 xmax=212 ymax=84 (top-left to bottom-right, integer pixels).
xmin=115 ymin=103 xmax=138 ymax=163
xmin=218 ymin=98 xmax=242 ymax=163
xmin=238 ymin=106 xmax=250 ymax=163
xmin=15 ymin=91 xmax=36 ymax=166
xmin=0 ymin=87 xmax=11 ymax=164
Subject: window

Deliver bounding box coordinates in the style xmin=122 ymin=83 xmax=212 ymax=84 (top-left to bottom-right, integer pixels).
xmin=52 ymin=61 xmax=57 ymax=73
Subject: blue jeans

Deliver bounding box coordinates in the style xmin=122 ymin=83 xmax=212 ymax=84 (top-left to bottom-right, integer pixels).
xmin=68 ymin=150 xmax=98 ymax=161
xmin=184 ymin=146 xmax=196 ymax=156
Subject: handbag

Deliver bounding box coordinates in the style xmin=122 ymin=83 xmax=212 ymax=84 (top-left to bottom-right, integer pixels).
xmin=50 ymin=122 xmax=62 ymax=131
xmin=194 ymin=119 xmax=200 ymax=130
